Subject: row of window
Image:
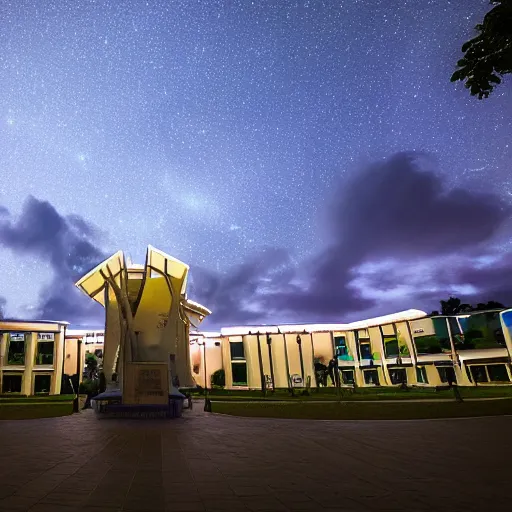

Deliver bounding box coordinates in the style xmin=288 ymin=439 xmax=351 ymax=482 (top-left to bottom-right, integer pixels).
xmin=228 ymin=340 xmax=512 ymax=386
xmin=2 ymin=338 xmax=55 ymax=366
xmin=1 ymin=373 xmax=52 ymax=394
xmin=339 ymin=364 xmax=511 ymax=386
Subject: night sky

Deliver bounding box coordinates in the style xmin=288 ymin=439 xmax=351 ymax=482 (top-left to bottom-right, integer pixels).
xmin=0 ymin=0 xmax=511 ymax=329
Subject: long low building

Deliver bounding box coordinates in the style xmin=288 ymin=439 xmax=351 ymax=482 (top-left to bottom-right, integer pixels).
xmin=189 ymin=308 xmax=512 ymax=390
xmin=2 ymin=308 xmax=512 ymax=395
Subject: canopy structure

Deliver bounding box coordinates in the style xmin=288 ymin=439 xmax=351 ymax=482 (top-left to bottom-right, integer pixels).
xmin=76 ymin=246 xmax=211 ymax=394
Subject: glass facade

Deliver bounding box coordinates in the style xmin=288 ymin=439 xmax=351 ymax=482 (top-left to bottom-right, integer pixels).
xmin=383 ymin=335 xmax=399 ymax=358
xmin=231 ymin=362 xmax=248 ymax=386
xmin=230 ymin=342 xmax=245 ymax=360
xmin=2 ymin=374 xmax=22 ymax=393
xmin=363 ymin=369 xmax=379 ymax=385
xmin=35 ymin=342 xmax=54 ymax=365
xmin=456 ymin=311 xmax=506 ymax=350
xmin=7 ymin=333 xmax=26 ymax=365
xmin=389 ymin=368 xmax=407 ymax=385
xmin=341 ymin=369 xmax=354 ymax=384
xmin=412 ymin=318 xmax=451 ymax=355
xmin=437 ymin=366 xmax=456 ymax=384
xmin=34 ymin=374 xmax=52 ymax=394
xmin=334 ymin=336 xmax=352 ymax=360
xmin=416 ymin=366 xmax=428 ymax=384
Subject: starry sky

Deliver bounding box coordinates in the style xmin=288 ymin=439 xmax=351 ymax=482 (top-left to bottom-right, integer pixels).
xmin=0 ymin=0 xmax=511 ymax=329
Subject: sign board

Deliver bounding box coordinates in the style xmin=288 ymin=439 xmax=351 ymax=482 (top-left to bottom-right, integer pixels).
xmin=290 ymin=374 xmax=304 ymax=388
xmin=9 ymin=333 xmax=25 ymax=342
xmin=123 ymin=362 xmax=169 ymax=405
xmin=265 ymin=375 xmax=273 ymax=388
xmin=37 ymin=333 xmax=54 ymax=341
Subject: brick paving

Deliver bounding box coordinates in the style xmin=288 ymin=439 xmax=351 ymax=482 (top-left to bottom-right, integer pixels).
xmin=0 ymin=405 xmax=510 ymax=511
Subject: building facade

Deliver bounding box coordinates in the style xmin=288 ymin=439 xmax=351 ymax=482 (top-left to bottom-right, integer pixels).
xmin=0 ymin=320 xmax=68 ymax=395
xmin=189 ymin=308 xmax=512 ymax=390
xmin=2 ymin=307 xmax=512 ymax=396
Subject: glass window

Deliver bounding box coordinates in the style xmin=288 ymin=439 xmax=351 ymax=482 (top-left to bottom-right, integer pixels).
xmin=487 ymin=364 xmax=510 ymax=382
xmin=470 ymin=365 xmax=488 ymax=383
xmin=7 ymin=335 xmax=26 ymax=365
xmin=341 ymin=370 xmax=354 ymax=385
xmin=34 ymin=374 xmax=52 ymax=394
xmin=437 ymin=366 xmax=456 ymax=384
xmin=383 ymin=336 xmax=399 ymax=357
xmin=35 ymin=342 xmax=54 ymax=365
xmin=334 ymin=336 xmax=349 ymax=359
xmin=363 ymin=369 xmax=379 ymax=385
xmin=2 ymin=374 xmax=22 ymax=393
xmin=413 ymin=318 xmax=452 ymax=354
xmin=459 ymin=312 xmax=505 ymax=350
xmin=416 ymin=366 xmax=428 ymax=384
xmin=231 ymin=363 xmax=247 ymax=385
xmin=359 ymin=341 xmax=372 ymax=360
xmin=230 ymin=342 xmax=245 ymax=360
xmin=389 ymin=368 xmax=407 ymax=385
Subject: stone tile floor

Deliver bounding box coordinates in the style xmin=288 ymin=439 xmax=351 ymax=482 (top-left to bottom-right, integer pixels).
xmin=0 ymin=404 xmax=511 ymax=511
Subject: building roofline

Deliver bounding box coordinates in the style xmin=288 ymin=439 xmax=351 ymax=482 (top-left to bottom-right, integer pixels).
xmin=0 ymin=319 xmax=70 ymax=326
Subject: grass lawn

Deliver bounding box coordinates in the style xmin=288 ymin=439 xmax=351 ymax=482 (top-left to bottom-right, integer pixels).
xmin=0 ymin=394 xmax=75 ymax=403
xmin=211 ymin=397 xmax=512 ymax=420
xmin=0 ymin=394 xmax=76 ymax=420
xmin=192 ymin=385 xmax=512 ymax=402
xmin=0 ymin=402 xmax=74 ymax=420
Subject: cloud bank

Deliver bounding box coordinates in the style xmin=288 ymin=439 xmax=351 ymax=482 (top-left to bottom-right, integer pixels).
xmin=191 ymin=152 xmax=512 ymax=326
xmin=0 ymin=196 xmax=106 ymax=324
xmin=1 ymin=152 xmax=511 ymax=327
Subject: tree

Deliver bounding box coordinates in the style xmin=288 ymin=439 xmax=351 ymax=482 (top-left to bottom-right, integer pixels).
xmin=440 ymin=297 xmax=473 ymax=315
xmin=474 ymin=300 xmax=505 ymax=310
xmin=84 ymin=352 xmax=99 ymax=380
xmin=451 ymin=0 xmax=512 ymax=99
xmin=431 ymin=297 xmax=506 ymax=316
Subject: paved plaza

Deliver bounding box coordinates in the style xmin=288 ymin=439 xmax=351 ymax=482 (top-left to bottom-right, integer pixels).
xmin=0 ymin=405 xmax=510 ymax=512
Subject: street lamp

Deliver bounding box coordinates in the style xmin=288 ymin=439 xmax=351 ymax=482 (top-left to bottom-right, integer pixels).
xmin=73 ymin=338 xmax=82 ymax=413
xmin=198 ymin=340 xmax=211 ymax=412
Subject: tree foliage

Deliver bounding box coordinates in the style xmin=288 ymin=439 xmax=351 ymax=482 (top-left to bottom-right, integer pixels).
xmin=431 ymin=296 xmax=506 ymax=316
xmin=451 ymin=0 xmax=512 ymax=99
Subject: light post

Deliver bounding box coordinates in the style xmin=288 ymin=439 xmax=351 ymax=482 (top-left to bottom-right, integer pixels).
xmin=73 ymin=338 xmax=82 ymax=413
xmin=329 ymin=331 xmax=342 ymax=403
xmin=266 ymin=334 xmax=275 ymax=393
xmin=199 ymin=340 xmax=211 ymax=412
xmin=296 ymin=334 xmax=305 ymax=381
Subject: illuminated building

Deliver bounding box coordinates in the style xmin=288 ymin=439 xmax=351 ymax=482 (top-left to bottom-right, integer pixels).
xmin=0 ymin=320 xmax=68 ymax=395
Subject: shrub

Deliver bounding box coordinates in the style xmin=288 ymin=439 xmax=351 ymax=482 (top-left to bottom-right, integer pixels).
xmin=211 ymin=369 xmax=225 ymax=388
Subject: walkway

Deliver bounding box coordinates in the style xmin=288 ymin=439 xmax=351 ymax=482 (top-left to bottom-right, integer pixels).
xmin=0 ymin=407 xmax=510 ymax=511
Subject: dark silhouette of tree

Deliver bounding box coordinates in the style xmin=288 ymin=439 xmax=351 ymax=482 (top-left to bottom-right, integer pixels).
xmin=431 ymin=297 xmax=506 ymax=316
xmin=451 ymin=0 xmax=512 ymax=99
xmin=84 ymin=352 xmax=99 ymax=380
xmin=440 ymin=297 xmax=473 ymax=315
xmin=474 ymin=300 xmax=505 ymax=310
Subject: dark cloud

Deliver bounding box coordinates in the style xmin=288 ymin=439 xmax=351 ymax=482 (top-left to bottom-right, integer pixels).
xmin=194 ymin=152 xmax=512 ymax=327
xmin=0 ymin=196 xmax=105 ymax=323
xmin=190 ymin=247 xmax=295 ymax=325
xmin=1 ymin=153 xmax=510 ymax=327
